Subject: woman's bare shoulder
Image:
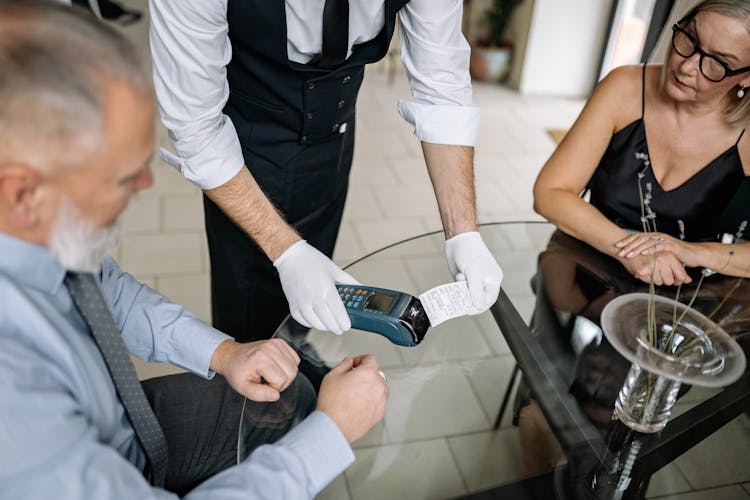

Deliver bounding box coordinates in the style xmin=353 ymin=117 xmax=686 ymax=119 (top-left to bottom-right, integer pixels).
xmin=593 ymin=65 xmax=646 ymax=129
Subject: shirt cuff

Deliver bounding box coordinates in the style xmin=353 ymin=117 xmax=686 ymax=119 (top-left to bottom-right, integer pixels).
xmin=275 ymin=410 xmax=355 ymax=493
xmin=159 ymin=115 xmax=245 ymax=190
xmin=190 ymin=327 xmax=233 ymax=379
xmin=398 ymin=100 xmax=480 ymax=147
xmin=160 ymin=318 xmax=231 ymax=379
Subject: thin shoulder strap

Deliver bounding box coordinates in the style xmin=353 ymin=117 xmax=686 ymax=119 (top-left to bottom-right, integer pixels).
xmin=736 ymin=129 xmax=746 ymax=146
xmin=641 ymin=63 xmax=646 ymax=118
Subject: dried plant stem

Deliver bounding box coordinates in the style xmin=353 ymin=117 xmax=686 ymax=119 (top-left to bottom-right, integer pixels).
xmin=708 ymin=278 xmax=744 ymax=320
xmin=675 ymin=272 xmax=706 ymax=327
xmin=637 ymin=167 xmax=652 ymax=233
xmin=672 ymin=283 xmax=682 ymax=327
xmin=648 ymin=256 xmax=656 ymax=346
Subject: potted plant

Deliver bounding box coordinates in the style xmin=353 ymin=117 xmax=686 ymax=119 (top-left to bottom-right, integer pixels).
xmin=469 ymin=0 xmax=522 ymax=82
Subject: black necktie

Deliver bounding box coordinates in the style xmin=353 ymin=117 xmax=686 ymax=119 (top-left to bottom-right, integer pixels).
xmin=65 ymin=272 xmax=168 ymax=487
xmin=319 ymin=0 xmax=349 ymax=68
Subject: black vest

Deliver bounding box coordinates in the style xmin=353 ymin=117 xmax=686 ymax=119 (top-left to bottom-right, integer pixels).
xmin=225 ymin=1 xmax=409 ymax=166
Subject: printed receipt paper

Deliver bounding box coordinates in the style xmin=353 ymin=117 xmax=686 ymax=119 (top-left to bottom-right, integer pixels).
xmin=418 ymin=281 xmax=481 ymax=327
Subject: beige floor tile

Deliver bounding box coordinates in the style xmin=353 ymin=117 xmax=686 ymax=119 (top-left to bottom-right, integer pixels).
xmin=646 ymin=463 xmax=692 ymax=498
xmin=476 ymin=127 xmax=525 ymax=155
xmin=374 ymin=184 xmax=440 ymax=219
xmin=333 ymin=221 xmax=366 ymax=268
xmin=398 ymin=316 xmax=493 ymax=366
xmin=495 ymin=251 xmax=543 ymax=297
xmin=345 ymin=255 xmax=420 ymax=295
xmin=348 ymin=157 xmax=402 ymax=189
xmin=515 ymin=294 xmax=540 ymax=324
xmin=476 ymin=181 xmax=519 ymax=219
xmin=472 ymin=311 xmax=512 ymax=356
xmin=401 ymin=255 xmax=454 ymax=291
xmin=673 ymin=418 xmax=750 ymax=490
xmin=198 ymin=233 xmax=211 ymax=271
xmin=447 ymin=428 xmax=525 ymax=492
xmin=352 ymin=218 xmax=429 ymax=255
xmin=352 ymin=421 xmax=388 ymax=450
xmin=674 ymin=385 xmax=721 ymax=406
xmin=149 ymin=161 xmax=202 ymax=197
xmin=648 ymin=485 xmax=750 ymax=500
xmin=361 ymin=230 xmax=444 ymax=260
xmin=420 ymin=214 xmax=445 ymax=233
xmin=341 ymin=186 xmax=383 ymax=222
xmin=347 ymin=440 xmax=466 ymax=500
xmin=380 ymin=363 xmax=488 ymax=443
xmin=162 ymin=195 xmax=205 ymax=231
xmin=121 ymin=195 xmax=161 ymax=234
xmin=462 ymin=356 xmax=519 ymax=427
xmin=119 ymin=232 xmax=204 ymax=276
xmin=386 ymin=154 xmax=433 ymax=186
xmin=305 ymin=328 xmax=405 ymax=370
xmin=354 ymin=147 xmax=416 ymax=175
xmin=316 ymin=474 xmax=351 ymax=500
xmin=156 ymin=273 xmax=212 ymax=324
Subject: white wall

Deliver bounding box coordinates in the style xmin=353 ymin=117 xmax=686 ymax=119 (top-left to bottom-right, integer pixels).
xmin=518 ymin=0 xmax=613 ymax=97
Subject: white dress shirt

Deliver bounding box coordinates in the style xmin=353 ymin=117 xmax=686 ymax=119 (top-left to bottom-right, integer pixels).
xmin=150 ymin=0 xmax=479 ymax=189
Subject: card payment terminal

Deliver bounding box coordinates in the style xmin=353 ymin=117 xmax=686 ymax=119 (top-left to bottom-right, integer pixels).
xmin=336 ymin=284 xmax=430 ymax=347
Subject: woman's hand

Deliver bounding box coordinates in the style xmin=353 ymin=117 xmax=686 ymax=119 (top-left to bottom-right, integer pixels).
xmin=616 ymin=232 xmax=705 ymax=269
xmin=616 ymin=251 xmax=692 ymax=285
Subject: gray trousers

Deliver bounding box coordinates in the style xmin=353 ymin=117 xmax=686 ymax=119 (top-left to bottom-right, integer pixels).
xmin=141 ymin=373 xmax=316 ymax=495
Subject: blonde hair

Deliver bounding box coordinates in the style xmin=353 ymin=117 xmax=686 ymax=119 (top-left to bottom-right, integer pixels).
xmin=666 ymin=0 xmax=750 ymax=127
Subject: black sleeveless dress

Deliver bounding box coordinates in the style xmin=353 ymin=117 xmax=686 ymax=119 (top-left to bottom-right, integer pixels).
xmin=587 ymin=64 xmax=750 ymax=242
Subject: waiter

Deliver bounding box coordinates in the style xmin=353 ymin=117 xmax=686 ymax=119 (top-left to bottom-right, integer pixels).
xmin=149 ymin=0 xmax=503 ymax=342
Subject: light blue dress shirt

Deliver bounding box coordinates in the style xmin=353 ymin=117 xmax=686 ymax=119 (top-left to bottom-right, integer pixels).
xmin=0 ymin=232 xmax=354 ymax=499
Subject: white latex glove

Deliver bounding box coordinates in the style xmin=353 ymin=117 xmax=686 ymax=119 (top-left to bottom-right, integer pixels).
xmin=444 ymin=231 xmax=503 ymax=314
xmin=273 ymin=240 xmax=360 ymax=335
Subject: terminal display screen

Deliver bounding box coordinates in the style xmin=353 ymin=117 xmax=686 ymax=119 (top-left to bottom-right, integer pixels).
xmin=366 ymin=291 xmax=397 ymax=313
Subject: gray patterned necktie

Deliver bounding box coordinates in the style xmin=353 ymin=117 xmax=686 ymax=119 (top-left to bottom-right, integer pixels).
xmin=65 ymin=272 xmax=168 ymax=487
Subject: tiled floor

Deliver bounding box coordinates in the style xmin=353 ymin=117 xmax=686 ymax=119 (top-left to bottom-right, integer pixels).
xmin=109 ymin=2 xmax=749 ymax=499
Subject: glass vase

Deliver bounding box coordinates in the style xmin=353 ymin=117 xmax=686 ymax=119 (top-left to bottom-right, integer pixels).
xmin=601 ymin=293 xmax=746 ymax=433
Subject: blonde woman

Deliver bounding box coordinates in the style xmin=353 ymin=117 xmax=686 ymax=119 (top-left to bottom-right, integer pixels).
xmin=534 ymin=0 xmax=750 ymax=286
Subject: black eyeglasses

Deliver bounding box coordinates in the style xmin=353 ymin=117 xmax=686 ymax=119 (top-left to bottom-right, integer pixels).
xmin=671 ymin=23 xmax=750 ymax=82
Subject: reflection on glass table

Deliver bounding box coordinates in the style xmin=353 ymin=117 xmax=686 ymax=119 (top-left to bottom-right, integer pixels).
xmin=270 ymin=223 xmax=750 ymax=500
xmin=518 ymin=229 xmax=750 ymax=500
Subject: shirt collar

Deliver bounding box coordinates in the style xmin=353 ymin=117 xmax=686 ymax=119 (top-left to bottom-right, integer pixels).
xmin=0 ymin=232 xmax=67 ymax=294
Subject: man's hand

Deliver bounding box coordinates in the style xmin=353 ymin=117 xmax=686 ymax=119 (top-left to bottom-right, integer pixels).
xmin=273 ymin=240 xmax=360 ymax=335
xmin=210 ymin=339 xmax=301 ymax=402
xmin=444 ymin=231 xmax=503 ymax=313
xmin=316 ymin=355 xmax=388 ymax=443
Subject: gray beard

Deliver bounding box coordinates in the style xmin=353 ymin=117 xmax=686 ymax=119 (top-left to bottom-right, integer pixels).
xmin=48 ymin=197 xmax=121 ymax=273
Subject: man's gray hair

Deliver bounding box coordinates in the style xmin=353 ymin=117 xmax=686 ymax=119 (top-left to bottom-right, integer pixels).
xmin=0 ymin=0 xmax=152 ymax=169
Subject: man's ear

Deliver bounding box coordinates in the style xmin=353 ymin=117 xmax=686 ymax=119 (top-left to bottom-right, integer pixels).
xmin=0 ymin=164 xmax=44 ymax=228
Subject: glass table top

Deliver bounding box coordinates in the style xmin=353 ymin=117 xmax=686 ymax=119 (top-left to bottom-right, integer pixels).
xmin=271 ymin=222 xmax=750 ymax=500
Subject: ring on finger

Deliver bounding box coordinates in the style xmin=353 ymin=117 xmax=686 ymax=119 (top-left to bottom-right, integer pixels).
xmin=377 ymin=370 xmax=387 ymax=385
